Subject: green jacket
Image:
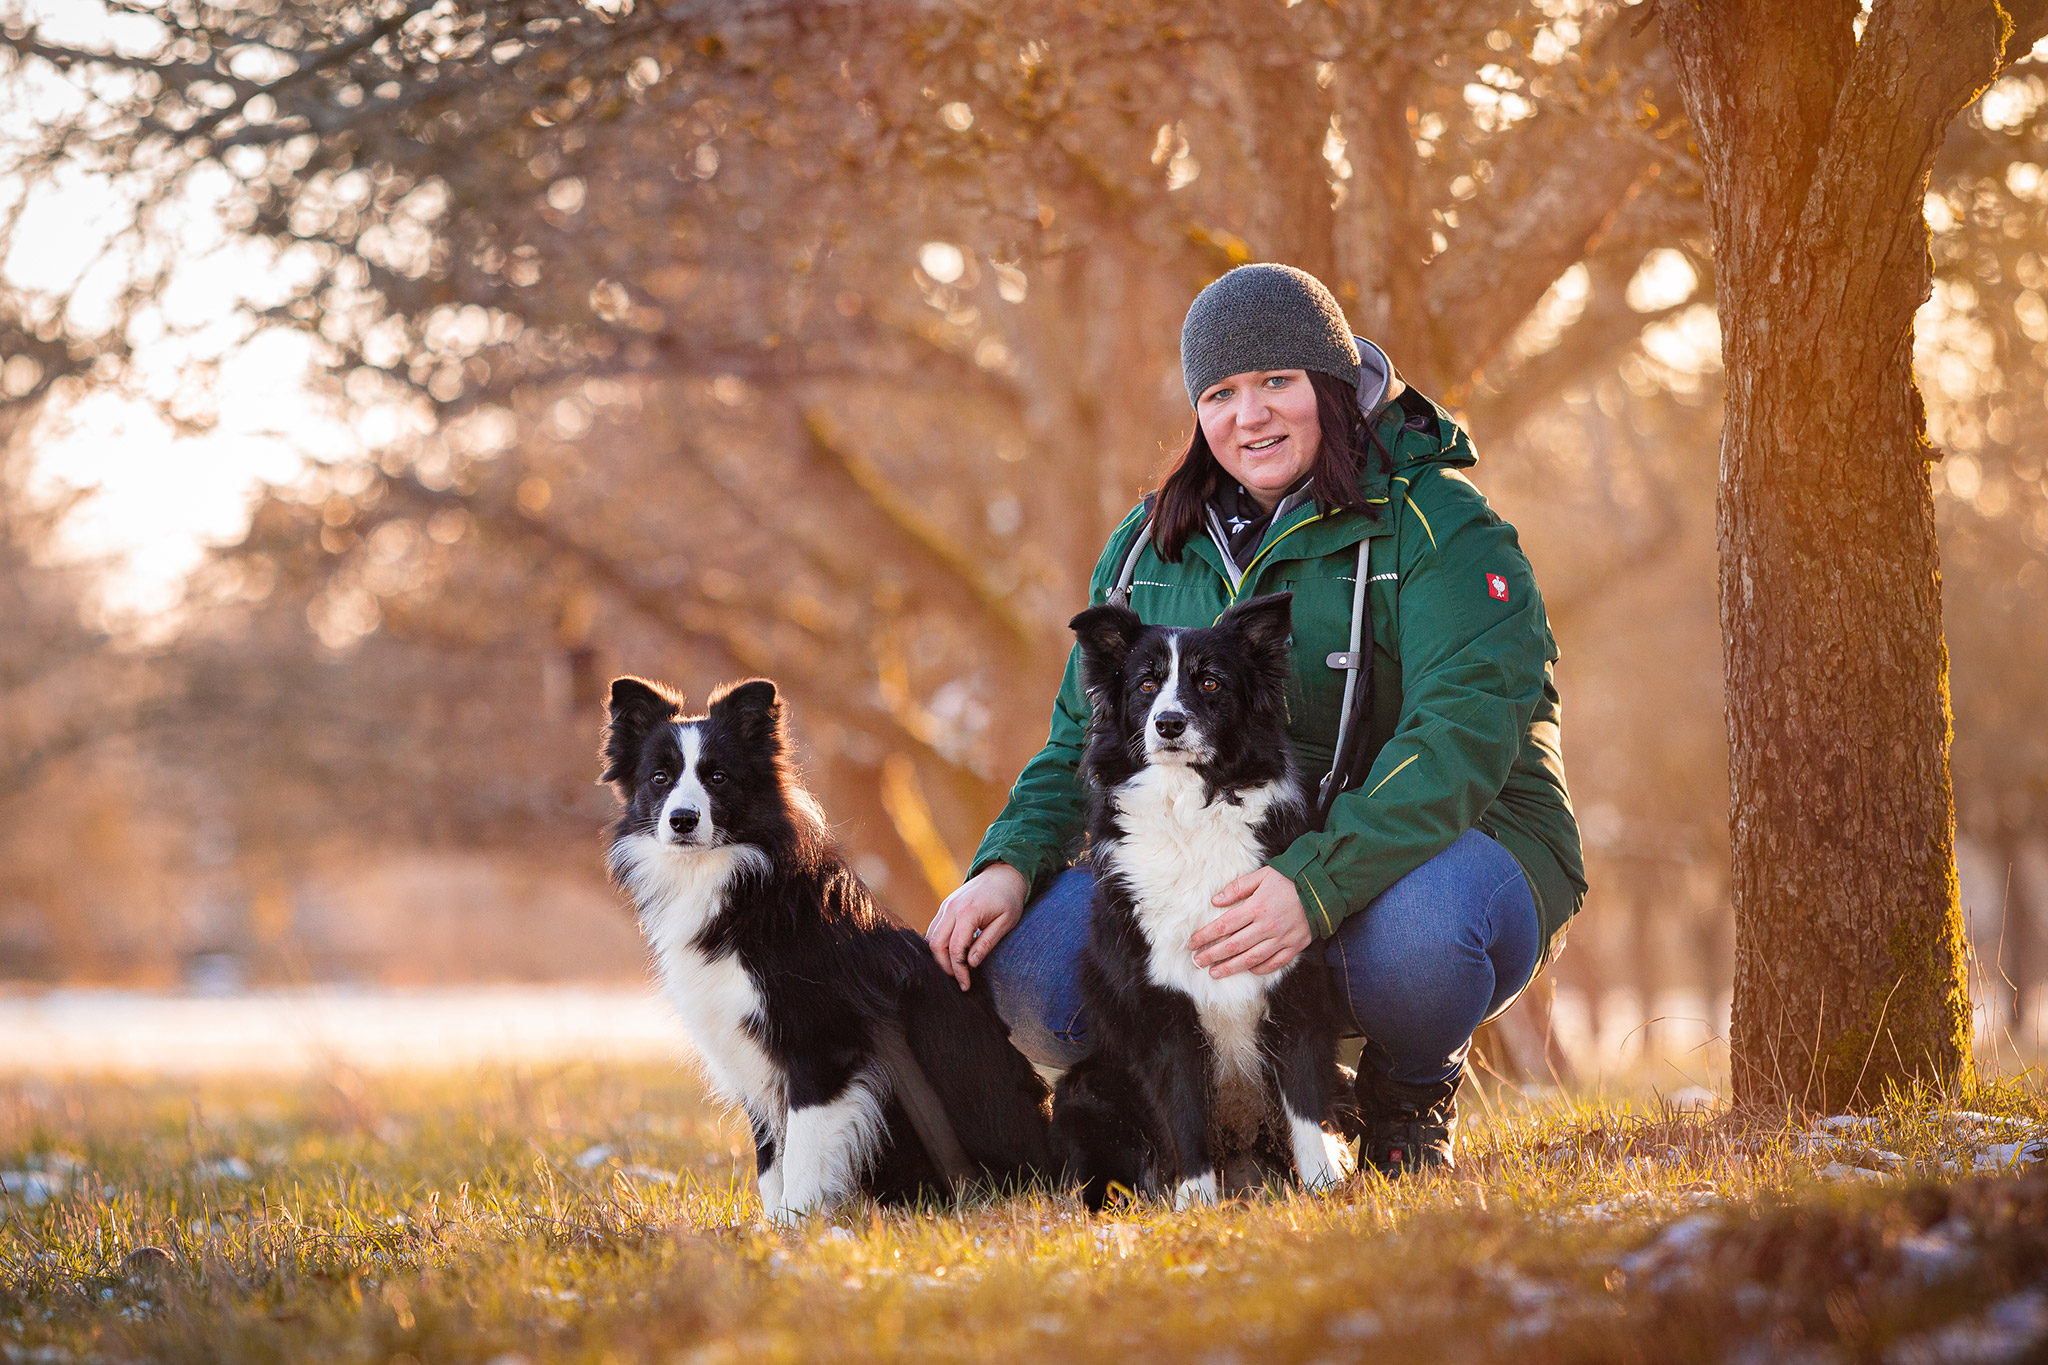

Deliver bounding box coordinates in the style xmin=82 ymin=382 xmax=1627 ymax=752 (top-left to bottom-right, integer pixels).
xmin=969 ymin=391 xmax=1586 ymax=956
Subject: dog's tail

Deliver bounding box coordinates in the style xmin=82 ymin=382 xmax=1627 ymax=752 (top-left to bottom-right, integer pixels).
xmin=872 ymin=1016 xmax=977 ymax=1192
xmin=884 ymin=930 xmax=1055 ymax=1187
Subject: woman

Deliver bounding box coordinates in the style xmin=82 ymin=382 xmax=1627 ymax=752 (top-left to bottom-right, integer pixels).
xmin=926 ymin=264 xmax=1585 ymax=1175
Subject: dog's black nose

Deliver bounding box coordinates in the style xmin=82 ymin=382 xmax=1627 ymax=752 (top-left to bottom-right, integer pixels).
xmin=1153 ymin=711 xmax=1188 ymax=740
xmin=669 ymin=808 xmax=700 ymax=835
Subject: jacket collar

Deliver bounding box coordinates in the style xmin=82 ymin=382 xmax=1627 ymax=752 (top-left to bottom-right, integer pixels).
xmin=1191 ymin=495 xmax=1383 ymax=593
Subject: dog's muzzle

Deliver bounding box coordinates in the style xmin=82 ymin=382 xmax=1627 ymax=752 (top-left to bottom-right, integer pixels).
xmin=1146 ymin=710 xmax=1207 ymax=761
xmin=664 ymin=807 xmax=705 ymax=845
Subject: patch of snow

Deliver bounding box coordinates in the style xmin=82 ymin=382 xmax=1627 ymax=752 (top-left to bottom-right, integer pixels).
xmin=1664 ymin=1085 xmax=1720 ymax=1111
xmin=1970 ymin=1140 xmax=2048 ymax=1173
xmin=1940 ymin=1111 xmax=2031 ymax=1132
xmin=1816 ymin=1115 xmax=1883 ymax=1134
xmin=0 ymin=1170 xmax=67 ymax=1207
xmin=0 ymin=985 xmax=680 ymax=1077
xmin=1728 ymin=1342 xmax=1846 ymax=1365
xmin=529 ymin=1286 xmax=582 ymax=1303
xmin=1895 ymin=1224 xmax=1975 ymax=1283
xmin=192 ymin=1156 xmax=254 ymax=1182
xmin=1796 ymin=1132 xmax=1903 ymax=1175
xmin=1884 ymin=1290 xmax=2048 ymax=1365
xmin=1094 ymin=1223 xmax=1143 ymax=1259
xmin=573 ymin=1143 xmax=615 ymax=1169
xmin=2 ymin=1346 xmax=79 ymax=1364
xmin=1565 ymin=1185 xmax=1721 ymax=1224
xmin=1569 ymin=1191 xmax=1658 ymax=1221
xmin=619 ymin=1164 xmax=678 ymax=1184
xmin=1326 ymin=1310 xmax=1382 ymax=1339
xmin=1816 ymin=1162 xmax=1892 ymax=1182
xmin=1620 ymin=1213 xmax=1720 ymax=1292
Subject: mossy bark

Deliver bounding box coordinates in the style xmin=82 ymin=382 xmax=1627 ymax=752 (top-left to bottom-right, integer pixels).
xmin=1654 ymin=0 xmax=2039 ymax=1110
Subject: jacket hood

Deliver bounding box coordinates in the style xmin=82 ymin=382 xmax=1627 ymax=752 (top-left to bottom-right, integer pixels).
xmin=1355 ymin=334 xmax=1476 ymax=474
xmin=1395 ymin=389 xmax=1478 ymax=472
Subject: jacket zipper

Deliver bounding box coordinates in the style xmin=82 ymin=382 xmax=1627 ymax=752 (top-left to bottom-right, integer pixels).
xmin=1227 ymin=512 xmax=1328 ymax=603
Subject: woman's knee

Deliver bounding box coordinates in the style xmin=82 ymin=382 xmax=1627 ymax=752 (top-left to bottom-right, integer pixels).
xmin=1323 ymin=830 xmax=1534 ymax=1037
xmin=979 ymin=865 xmax=1094 ymax=1067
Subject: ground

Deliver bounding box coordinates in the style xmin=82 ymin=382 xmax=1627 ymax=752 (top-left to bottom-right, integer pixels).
xmin=3 ymin=1065 xmax=2047 ymax=1363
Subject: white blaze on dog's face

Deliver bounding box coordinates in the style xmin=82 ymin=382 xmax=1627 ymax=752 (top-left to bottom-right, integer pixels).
xmin=658 ymin=723 xmax=717 ymax=848
xmin=1139 ymin=635 xmax=1208 ymax=763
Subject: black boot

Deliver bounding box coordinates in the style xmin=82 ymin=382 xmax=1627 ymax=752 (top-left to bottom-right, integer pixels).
xmin=1355 ymin=1066 xmax=1462 ymax=1177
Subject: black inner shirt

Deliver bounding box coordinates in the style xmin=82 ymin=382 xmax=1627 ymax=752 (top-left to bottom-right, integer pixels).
xmin=1212 ymin=474 xmax=1310 ymax=569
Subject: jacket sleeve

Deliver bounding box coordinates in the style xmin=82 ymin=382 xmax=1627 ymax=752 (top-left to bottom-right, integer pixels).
xmin=966 ymin=506 xmax=1147 ymax=900
xmin=1266 ymin=473 xmax=1552 ymax=938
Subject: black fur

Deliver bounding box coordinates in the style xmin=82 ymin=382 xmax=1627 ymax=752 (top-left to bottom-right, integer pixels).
xmin=603 ymin=674 xmax=1052 ymax=1210
xmin=1049 ymin=593 xmax=1348 ymax=1209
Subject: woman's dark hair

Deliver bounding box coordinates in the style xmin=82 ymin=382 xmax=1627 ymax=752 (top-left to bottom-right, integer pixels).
xmin=1149 ymin=369 xmax=1392 ymax=561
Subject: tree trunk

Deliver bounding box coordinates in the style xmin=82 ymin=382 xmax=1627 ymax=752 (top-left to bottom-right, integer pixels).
xmin=1656 ymin=0 xmax=2039 ymax=1111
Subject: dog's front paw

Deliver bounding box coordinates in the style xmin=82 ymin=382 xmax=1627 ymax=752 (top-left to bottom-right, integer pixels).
xmin=1170 ymin=1171 xmax=1218 ymax=1211
xmin=1323 ymin=1129 xmax=1357 ymax=1182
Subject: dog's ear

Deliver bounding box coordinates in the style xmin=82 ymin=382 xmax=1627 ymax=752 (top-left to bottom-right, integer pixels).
xmin=708 ymin=677 xmax=786 ymax=753
xmin=1069 ymin=603 xmax=1146 ymax=685
xmin=601 ymin=676 xmax=682 ymax=784
xmin=1216 ymin=591 xmax=1294 ymax=668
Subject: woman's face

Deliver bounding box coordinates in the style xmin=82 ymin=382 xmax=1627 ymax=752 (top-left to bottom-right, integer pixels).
xmin=1196 ymin=369 xmax=1321 ymax=509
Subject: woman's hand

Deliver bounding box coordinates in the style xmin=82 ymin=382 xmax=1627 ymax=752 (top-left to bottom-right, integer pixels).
xmin=926 ymin=863 xmax=1028 ymax=991
xmin=1190 ymin=867 xmax=1313 ymax=977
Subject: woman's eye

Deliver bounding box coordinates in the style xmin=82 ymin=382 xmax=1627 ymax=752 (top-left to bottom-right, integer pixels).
xmin=1206 ymin=388 xmax=1231 ymax=403
xmin=707 ymin=771 xmax=727 ymax=785
xmin=1200 ymin=677 xmax=1220 ymax=692
xmin=1264 ymin=375 xmax=1288 ymax=388
xmin=650 ymin=772 xmax=670 ymax=786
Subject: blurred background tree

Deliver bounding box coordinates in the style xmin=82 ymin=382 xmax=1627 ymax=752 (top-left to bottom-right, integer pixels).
xmin=0 ymin=1 xmax=2042 ymax=1084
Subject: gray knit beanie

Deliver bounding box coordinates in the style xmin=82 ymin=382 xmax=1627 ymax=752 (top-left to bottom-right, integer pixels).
xmin=1180 ymin=264 xmax=1361 ymax=407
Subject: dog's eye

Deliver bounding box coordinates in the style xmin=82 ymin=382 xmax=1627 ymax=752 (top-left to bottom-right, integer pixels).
xmin=1138 ymin=679 xmax=1158 ymax=694
xmin=650 ymin=772 xmax=670 ymax=786
xmin=1199 ymin=677 xmax=1220 ymax=693
xmin=707 ymin=771 xmax=727 ymax=785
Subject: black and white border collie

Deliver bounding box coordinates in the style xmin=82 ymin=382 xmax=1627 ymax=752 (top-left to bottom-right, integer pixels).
xmin=1050 ymin=592 xmax=1353 ymax=1210
xmin=602 ymin=675 xmax=1051 ymax=1222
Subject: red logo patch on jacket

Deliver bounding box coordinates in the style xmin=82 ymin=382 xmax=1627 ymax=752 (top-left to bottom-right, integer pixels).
xmin=1486 ymin=573 xmax=1509 ymax=602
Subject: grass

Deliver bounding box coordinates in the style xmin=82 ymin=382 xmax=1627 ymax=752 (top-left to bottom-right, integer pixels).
xmin=3 ymin=1064 xmax=2047 ymax=1363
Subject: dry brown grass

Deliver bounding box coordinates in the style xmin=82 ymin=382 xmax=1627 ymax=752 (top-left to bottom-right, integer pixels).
xmin=3 ymin=1065 xmax=2046 ymax=1363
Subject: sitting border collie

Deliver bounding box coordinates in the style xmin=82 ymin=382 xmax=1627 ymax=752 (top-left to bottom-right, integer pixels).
xmin=1051 ymin=592 xmax=1352 ymax=1210
xmin=602 ymin=675 xmax=1052 ymax=1222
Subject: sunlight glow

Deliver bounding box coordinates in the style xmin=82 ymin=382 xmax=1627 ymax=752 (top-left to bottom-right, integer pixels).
xmin=917 ymin=241 xmax=965 ymax=284
xmin=1 ymin=7 xmax=417 ymax=626
xmin=1626 ymin=249 xmax=1699 ymax=313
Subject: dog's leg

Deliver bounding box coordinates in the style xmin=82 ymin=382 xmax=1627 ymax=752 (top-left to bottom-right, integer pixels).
xmin=750 ymin=1110 xmax=785 ymax=1218
xmin=1271 ymin=1015 xmax=1353 ymax=1192
xmin=1141 ymin=1024 xmax=1218 ymax=1210
xmin=771 ymin=1066 xmax=887 ymax=1222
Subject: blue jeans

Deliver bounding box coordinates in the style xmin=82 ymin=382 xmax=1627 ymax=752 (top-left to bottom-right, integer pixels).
xmin=982 ymin=829 xmax=1540 ymax=1088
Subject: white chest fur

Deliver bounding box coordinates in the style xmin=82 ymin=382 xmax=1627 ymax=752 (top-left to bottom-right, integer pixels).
xmin=612 ymin=835 xmax=784 ymax=1129
xmin=1101 ymin=764 xmax=1301 ymax=1079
